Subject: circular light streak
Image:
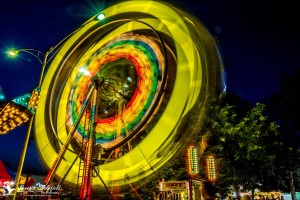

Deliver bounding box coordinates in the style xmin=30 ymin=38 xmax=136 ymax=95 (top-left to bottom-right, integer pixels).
xmin=34 ymin=0 xmax=223 ymax=193
xmin=66 ymin=33 xmax=165 ymax=150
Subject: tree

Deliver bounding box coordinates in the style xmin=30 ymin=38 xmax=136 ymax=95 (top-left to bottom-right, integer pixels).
xmin=203 ymin=94 xmax=280 ymax=199
xmin=264 ymin=69 xmax=300 ymax=200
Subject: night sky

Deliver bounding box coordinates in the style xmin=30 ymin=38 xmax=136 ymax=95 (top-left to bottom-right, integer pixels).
xmin=0 ymin=0 xmax=299 ymax=174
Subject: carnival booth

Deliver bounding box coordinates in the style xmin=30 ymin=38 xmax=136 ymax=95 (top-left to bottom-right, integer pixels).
xmin=159 ymin=179 xmax=204 ymax=200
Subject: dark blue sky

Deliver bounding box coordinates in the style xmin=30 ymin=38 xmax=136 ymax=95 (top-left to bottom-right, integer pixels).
xmin=0 ymin=0 xmax=299 ymax=173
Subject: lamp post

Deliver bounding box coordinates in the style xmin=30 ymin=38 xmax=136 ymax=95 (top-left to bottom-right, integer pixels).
xmin=8 ymin=13 xmax=106 ymax=200
xmin=10 ymin=48 xmax=51 ymax=200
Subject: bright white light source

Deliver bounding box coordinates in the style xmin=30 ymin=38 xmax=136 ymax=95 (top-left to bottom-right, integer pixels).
xmin=127 ymin=77 xmax=132 ymax=82
xmin=79 ymin=67 xmax=91 ymax=76
xmin=7 ymin=50 xmax=18 ymax=56
xmin=97 ymin=13 xmax=105 ymax=20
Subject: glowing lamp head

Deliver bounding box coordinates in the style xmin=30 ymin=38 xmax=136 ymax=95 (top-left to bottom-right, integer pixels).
xmin=7 ymin=49 xmax=19 ymax=57
xmin=96 ymin=13 xmax=105 ymax=21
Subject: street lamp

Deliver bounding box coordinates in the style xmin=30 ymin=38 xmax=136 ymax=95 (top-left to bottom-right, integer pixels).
xmin=10 ymin=48 xmax=51 ymax=200
xmin=7 ymin=12 xmax=106 ymax=200
xmin=7 ymin=49 xmax=44 ymax=64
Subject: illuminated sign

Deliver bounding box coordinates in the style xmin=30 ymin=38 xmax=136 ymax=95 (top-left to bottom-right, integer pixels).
xmin=0 ymin=101 xmax=31 ymax=134
xmin=159 ymin=181 xmax=188 ymax=191
xmin=206 ymin=155 xmax=216 ymax=182
xmin=187 ymin=146 xmax=199 ymax=175
xmin=27 ymin=87 xmax=41 ymax=114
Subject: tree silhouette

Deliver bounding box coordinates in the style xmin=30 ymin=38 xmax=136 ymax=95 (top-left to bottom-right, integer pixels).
xmin=264 ymin=68 xmax=300 ymax=200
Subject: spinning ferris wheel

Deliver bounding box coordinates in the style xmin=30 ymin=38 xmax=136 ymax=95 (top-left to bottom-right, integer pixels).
xmin=1 ymin=1 xmax=223 ymax=199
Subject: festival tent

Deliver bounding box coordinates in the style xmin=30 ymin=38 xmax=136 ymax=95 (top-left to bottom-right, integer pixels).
xmin=4 ymin=164 xmax=15 ymax=180
xmin=0 ymin=160 xmax=34 ymax=187
xmin=0 ymin=160 xmax=11 ymax=186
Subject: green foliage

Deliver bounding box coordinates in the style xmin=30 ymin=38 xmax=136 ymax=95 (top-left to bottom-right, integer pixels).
xmin=203 ymin=94 xmax=281 ymax=196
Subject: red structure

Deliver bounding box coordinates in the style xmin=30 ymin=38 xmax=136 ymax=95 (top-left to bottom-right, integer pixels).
xmin=0 ymin=160 xmax=11 ymax=186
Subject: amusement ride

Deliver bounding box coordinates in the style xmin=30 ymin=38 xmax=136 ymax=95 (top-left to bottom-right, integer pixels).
xmin=0 ymin=1 xmax=224 ymax=199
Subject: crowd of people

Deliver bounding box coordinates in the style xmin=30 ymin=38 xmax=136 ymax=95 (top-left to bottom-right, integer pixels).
xmin=223 ymin=192 xmax=284 ymax=200
xmin=258 ymin=193 xmax=284 ymax=200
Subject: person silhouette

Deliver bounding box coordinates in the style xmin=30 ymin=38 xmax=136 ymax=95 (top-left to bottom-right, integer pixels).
xmin=271 ymin=194 xmax=276 ymax=200
xmin=259 ymin=194 xmax=265 ymax=200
